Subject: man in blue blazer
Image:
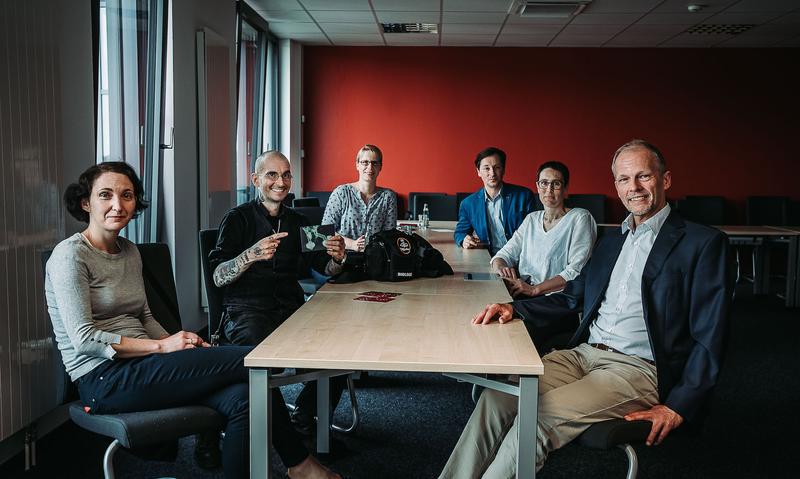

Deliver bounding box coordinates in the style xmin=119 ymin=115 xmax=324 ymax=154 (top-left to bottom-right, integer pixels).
xmin=454 ymin=147 xmax=536 ymax=254
xmin=440 ymin=140 xmax=735 ymax=477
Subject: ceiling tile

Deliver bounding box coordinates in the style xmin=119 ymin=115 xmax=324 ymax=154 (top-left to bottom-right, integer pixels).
xmin=705 ymin=12 xmax=785 ymax=24
xmin=288 ymin=33 xmax=331 ymax=44
xmin=246 ymin=0 xmax=300 ymax=10
xmin=376 ymin=11 xmax=440 ymax=23
xmin=652 ymin=0 xmax=736 ymax=14
xmin=551 ymin=33 xmax=617 ymax=45
xmin=327 ymin=33 xmax=385 ymax=44
xmin=310 ymin=10 xmax=375 ymax=22
xmin=570 ymin=13 xmax=642 ymax=25
xmin=440 ymin=34 xmax=496 ymax=46
xmin=583 ymin=0 xmax=662 ymax=14
xmin=372 ymin=0 xmax=439 ymax=11
xmin=605 ymin=35 xmax=665 ymax=47
xmin=725 ymin=0 xmax=800 ymax=13
xmin=637 ymin=12 xmax=714 ymax=25
xmin=443 ymin=0 xmax=513 ymax=13
xmin=501 ymin=23 xmax=563 ymax=34
xmin=495 ymin=33 xmax=555 ymax=46
xmin=770 ymin=12 xmax=800 ymax=24
xmin=299 ymin=0 xmax=370 ymax=10
xmin=319 ymin=22 xmax=379 ymax=33
xmin=442 ymin=12 xmax=508 ymax=23
xmin=259 ymin=10 xmax=312 ymax=22
xmin=621 ymin=24 xmax=693 ymax=36
xmin=560 ymin=24 xmax=628 ymax=35
xmin=661 ymin=33 xmax=728 ymax=46
xmin=268 ymin=22 xmax=321 ymax=35
xmin=384 ymin=33 xmax=440 ymax=45
xmin=745 ymin=23 xmax=800 ymax=34
xmin=441 ymin=23 xmax=502 ymax=35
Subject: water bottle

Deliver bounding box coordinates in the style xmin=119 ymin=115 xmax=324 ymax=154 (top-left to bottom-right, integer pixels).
xmin=422 ymin=203 xmax=430 ymax=229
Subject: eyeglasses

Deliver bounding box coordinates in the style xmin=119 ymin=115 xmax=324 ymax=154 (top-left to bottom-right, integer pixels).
xmin=358 ymin=160 xmax=382 ymax=167
xmin=537 ymin=179 xmax=564 ymax=191
xmin=263 ymin=171 xmax=293 ymax=181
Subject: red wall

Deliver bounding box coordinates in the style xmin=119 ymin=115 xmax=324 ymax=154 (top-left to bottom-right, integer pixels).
xmin=302 ymin=47 xmax=799 ymax=222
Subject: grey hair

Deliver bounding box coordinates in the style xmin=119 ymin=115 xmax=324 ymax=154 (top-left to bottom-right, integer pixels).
xmin=611 ymin=139 xmax=666 ymax=176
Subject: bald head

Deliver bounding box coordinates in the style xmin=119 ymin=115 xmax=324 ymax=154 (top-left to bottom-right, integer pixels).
xmin=254 ymin=150 xmax=289 ymax=175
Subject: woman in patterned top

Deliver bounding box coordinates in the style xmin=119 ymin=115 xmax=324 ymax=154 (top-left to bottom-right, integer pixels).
xmin=321 ymin=144 xmax=398 ymax=251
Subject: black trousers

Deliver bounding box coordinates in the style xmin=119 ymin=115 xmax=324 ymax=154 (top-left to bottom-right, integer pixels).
xmin=224 ymin=305 xmax=348 ymax=416
xmin=76 ymin=346 xmax=308 ymax=478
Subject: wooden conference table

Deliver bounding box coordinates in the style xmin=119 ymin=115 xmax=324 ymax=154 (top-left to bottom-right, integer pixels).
xmin=245 ymin=221 xmax=544 ymax=478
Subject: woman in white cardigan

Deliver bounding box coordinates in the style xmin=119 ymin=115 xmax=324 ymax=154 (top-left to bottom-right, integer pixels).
xmin=491 ymin=161 xmax=597 ymax=299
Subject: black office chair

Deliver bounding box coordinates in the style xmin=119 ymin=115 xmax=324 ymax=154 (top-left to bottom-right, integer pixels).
xmin=576 ymin=419 xmax=651 ymax=479
xmin=408 ymin=192 xmax=446 ymax=220
xmin=455 ymin=192 xmax=472 ymax=214
xmin=566 ymin=194 xmax=607 ymax=224
xmin=198 ymin=229 xmax=360 ymax=434
xmin=293 ymin=197 xmax=320 ymax=208
xmin=282 ymin=192 xmax=296 ymax=207
xmin=746 ymin=196 xmax=790 ymax=226
xmin=675 ymin=195 xmax=726 ymax=225
xmin=43 ymin=246 xmax=225 ymax=479
xmin=412 ymin=194 xmax=457 ymax=221
xmin=306 ymin=191 xmax=332 ymax=208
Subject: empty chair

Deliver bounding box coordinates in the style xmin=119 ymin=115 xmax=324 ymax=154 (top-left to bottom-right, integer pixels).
xmin=676 ymin=195 xmax=726 ymax=225
xmin=408 ymin=191 xmax=446 ymax=220
xmin=566 ymin=194 xmax=606 ymax=224
xmin=293 ymin=196 xmax=320 ymax=208
xmin=414 ymin=194 xmax=458 ymax=221
xmin=293 ymin=206 xmax=325 ymax=225
xmin=306 ymin=191 xmax=332 ymax=207
xmin=746 ymin=196 xmax=790 ymax=226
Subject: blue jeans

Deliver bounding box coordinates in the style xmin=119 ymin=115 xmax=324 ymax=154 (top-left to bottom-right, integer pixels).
xmin=76 ymin=346 xmax=308 ymax=478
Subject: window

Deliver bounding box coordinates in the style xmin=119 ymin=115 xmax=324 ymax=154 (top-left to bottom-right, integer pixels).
xmin=235 ymin=2 xmax=277 ymax=205
xmin=95 ymin=0 xmax=167 ymax=242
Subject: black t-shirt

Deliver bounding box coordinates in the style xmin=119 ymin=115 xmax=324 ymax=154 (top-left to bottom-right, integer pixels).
xmin=209 ymin=200 xmax=330 ymax=312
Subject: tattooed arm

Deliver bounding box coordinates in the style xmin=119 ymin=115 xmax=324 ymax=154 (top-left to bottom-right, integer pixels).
xmin=213 ymin=232 xmax=288 ymax=287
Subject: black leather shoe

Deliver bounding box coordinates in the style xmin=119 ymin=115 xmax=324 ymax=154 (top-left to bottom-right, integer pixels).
xmin=194 ymin=431 xmax=222 ymax=470
xmin=290 ymin=409 xmax=316 ymax=436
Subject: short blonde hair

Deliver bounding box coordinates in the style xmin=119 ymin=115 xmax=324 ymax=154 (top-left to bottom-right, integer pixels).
xmin=356 ymin=144 xmax=383 ymax=164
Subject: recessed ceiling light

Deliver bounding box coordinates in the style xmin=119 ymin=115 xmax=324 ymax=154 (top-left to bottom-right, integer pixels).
xmin=381 ymin=23 xmax=438 ymax=34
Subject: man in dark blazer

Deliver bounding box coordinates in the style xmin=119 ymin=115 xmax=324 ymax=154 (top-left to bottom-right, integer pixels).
xmin=454 ymin=147 xmax=536 ymax=255
xmin=439 ymin=140 xmax=735 ymax=478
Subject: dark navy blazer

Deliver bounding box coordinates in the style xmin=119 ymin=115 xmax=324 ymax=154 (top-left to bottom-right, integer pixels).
xmin=453 ymin=182 xmax=536 ymax=250
xmin=511 ymin=211 xmax=735 ymax=422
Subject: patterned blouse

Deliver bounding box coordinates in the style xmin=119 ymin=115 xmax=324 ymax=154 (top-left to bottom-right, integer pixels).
xmin=322 ymin=184 xmax=398 ymax=241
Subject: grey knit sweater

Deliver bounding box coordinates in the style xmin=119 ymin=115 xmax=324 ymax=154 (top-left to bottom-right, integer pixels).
xmin=45 ymin=233 xmax=168 ymax=381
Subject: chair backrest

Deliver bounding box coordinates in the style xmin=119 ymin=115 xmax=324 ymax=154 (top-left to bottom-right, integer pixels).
xmin=408 ymin=192 xmax=446 ymax=219
xmin=305 ymin=191 xmax=332 ymax=207
xmin=676 ymin=195 xmax=726 ymax=225
xmin=293 ymin=206 xmax=325 ymax=225
xmin=198 ymin=229 xmax=225 ymax=337
xmin=455 ymin=192 xmax=471 ymax=214
xmin=566 ymin=194 xmax=606 ymax=224
xmin=746 ymin=196 xmax=789 ymax=226
xmin=414 ymin=194 xmax=458 ymax=221
xmin=137 ymin=243 xmax=183 ymax=334
xmin=293 ymin=197 xmax=320 ymax=208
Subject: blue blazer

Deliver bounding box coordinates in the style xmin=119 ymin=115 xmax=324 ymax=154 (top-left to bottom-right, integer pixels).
xmin=511 ymin=211 xmax=735 ymax=423
xmin=454 ymin=183 xmax=536 ymax=249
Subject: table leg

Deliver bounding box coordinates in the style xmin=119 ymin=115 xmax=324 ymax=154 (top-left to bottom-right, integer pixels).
xmin=753 ymin=244 xmax=770 ymax=295
xmin=250 ymin=369 xmax=271 ymax=479
xmin=517 ymin=376 xmax=539 ymax=479
xmin=316 ymin=376 xmax=331 ymax=453
xmin=787 ymin=235 xmax=799 ymax=308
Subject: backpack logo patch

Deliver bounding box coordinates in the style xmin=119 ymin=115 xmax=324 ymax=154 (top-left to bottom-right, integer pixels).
xmin=396 ymin=237 xmax=412 ymax=255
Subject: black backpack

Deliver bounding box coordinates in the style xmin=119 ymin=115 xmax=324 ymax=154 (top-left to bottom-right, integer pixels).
xmin=331 ymin=229 xmax=453 ymax=283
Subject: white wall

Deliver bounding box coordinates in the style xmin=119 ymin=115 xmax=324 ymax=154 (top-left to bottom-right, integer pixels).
xmin=279 ymin=39 xmax=304 ymax=196
xmin=168 ymin=0 xmax=237 ymax=331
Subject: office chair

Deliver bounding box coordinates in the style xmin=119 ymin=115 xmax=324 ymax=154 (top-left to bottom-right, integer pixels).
xmin=413 ymin=194 xmax=458 ymax=221
xmin=43 ymin=246 xmax=225 ymax=479
xmin=566 ymin=194 xmax=607 ymax=224
xmin=746 ymin=196 xmax=790 ymax=226
xmin=198 ymin=229 xmax=360 ymax=434
xmin=675 ymin=195 xmax=726 ymax=225
xmin=407 ymin=192 xmax=446 ymax=220
xmin=305 ymin=191 xmax=332 ymax=207
xmin=455 ymin=192 xmax=471 ymax=216
xmin=293 ymin=197 xmax=320 ymax=208
xmin=292 ymin=206 xmax=325 ymax=227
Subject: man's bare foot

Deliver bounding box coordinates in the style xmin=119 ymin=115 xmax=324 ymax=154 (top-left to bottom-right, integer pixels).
xmin=287 ymin=455 xmax=342 ymax=479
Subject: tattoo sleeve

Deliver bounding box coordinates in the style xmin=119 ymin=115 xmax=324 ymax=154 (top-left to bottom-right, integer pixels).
xmin=213 ymin=249 xmax=255 ymax=287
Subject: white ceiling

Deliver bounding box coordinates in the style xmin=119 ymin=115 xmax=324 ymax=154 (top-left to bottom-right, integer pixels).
xmin=245 ymin=0 xmax=800 ymax=47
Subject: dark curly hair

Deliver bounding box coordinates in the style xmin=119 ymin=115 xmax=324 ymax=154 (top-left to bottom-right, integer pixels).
xmin=64 ymin=162 xmax=149 ymax=223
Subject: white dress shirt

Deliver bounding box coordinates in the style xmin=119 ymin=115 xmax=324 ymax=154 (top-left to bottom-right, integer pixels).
xmin=491 ymin=208 xmax=597 ymax=285
xmin=485 ymin=188 xmax=507 ymax=254
xmin=588 ymin=204 xmax=672 ymax=362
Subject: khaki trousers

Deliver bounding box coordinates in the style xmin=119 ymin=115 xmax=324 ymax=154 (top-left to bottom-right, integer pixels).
xmin=439 ymin=343 xmax=659 ymax=479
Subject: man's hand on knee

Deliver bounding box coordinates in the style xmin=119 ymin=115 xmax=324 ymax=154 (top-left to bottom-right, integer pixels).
xmin=624 ymin=404 xmax=683 ymax=446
